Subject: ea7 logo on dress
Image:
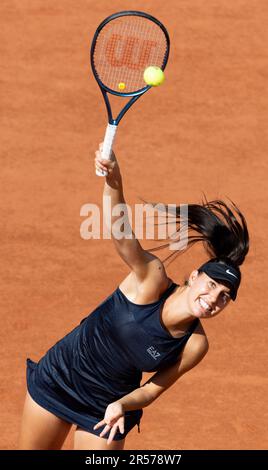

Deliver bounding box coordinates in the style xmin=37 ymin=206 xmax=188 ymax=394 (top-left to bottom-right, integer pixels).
xmin=147 ymin=346 xmax=161 ymax=360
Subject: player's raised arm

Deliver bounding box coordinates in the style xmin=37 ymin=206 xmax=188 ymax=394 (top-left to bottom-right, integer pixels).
xmin=95 ymin=145 xmax=166 ymax=283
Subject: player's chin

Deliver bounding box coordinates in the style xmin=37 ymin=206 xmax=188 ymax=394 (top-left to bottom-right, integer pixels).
xmin=190 ymin=301 xmax=205 ymax=318
xmin=192 ymin=299 xmax=213 ymax=318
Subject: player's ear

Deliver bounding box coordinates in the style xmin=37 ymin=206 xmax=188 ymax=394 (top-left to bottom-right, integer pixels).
xmin=188 ymin=270 xmax=199 ymax=286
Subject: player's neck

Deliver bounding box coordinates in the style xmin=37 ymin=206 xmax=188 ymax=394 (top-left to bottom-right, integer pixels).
xmin=162 ymin=286 xmax=196 ymax=334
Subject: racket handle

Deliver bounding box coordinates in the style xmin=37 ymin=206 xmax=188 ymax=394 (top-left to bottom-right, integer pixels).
xmin=96 ymin=123 xmax=118 ymax=177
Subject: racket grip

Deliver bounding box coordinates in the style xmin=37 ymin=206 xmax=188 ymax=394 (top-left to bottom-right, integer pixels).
xmin=96 ymin=123 xmax=118 ymax=177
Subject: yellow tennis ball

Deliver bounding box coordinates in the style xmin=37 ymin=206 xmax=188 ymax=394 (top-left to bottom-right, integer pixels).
xmin=143 ymin=66 xmax=165 ymax=86
xmin=118 ymin=82 xmax=126 ymax=90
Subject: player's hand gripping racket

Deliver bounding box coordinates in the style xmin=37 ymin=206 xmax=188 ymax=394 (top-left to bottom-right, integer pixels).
xmin=90 ymin=10 xmax=170 ymax=176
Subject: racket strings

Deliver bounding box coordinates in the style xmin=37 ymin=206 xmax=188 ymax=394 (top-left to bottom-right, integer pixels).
xmin=93 ymin=16 xmax=168 ymax=93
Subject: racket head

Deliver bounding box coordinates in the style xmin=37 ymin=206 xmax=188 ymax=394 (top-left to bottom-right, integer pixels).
xmin=90 ymin=10 xmax=170 ymax=97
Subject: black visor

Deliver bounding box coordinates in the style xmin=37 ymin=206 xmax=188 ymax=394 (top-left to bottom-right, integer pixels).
xmin=198 ymin=260 xmax=241 ymax=301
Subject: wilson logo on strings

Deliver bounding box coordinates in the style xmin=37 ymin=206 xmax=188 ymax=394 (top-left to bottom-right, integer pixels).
xmin=106 ymin=34 xmax=158 ymax=69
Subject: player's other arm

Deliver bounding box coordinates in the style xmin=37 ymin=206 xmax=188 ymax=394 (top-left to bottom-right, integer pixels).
xmin=116 ymin=330 xmax=209 ymax=411
xmin=93 ymin=331 xmax=208 ymax=442
xmin=95 ymin=146 xmax=167 ymax=283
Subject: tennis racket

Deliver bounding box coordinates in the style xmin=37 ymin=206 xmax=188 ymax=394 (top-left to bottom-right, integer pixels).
xmin=90 ymin=10 xmax=170 ymax=176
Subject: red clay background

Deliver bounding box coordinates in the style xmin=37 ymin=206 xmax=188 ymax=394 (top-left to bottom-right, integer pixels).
xmin=1 ymin=0 xmax=267 ymax=450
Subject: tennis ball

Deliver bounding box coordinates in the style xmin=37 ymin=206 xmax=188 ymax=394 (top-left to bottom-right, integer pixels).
xmin=143 ymin=66 xmax=165 ymax=86
xmin=118 ymin=82 xmax=126 ymax=90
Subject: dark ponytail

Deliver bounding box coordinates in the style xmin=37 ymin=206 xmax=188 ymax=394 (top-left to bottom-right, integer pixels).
xmin=150 ymin=197 xmax=249 ymax=267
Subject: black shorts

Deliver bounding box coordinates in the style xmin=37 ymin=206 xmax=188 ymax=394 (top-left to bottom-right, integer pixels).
xmin=26 ymin=359 xmax=142 ymax=441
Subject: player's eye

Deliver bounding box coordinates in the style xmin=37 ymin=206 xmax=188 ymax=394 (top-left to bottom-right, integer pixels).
xmin=208 ymin=281 xmax=216 ymax=289
xmin=221 ymin=293 xmax=230 ymax=303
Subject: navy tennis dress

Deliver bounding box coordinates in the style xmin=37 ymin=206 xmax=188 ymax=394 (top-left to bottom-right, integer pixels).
xmin=27 ymin=282 xmax=198 ymax=440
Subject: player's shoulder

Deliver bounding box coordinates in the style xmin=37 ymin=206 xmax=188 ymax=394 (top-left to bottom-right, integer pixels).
xmin=132 ymin=252 xmax=169 ymax=288
xmin=173 ymin=321 xmax=209 ymax=376
xmin=184 ymin=321 xmax=209 ymax=358
xmin=142 ymin=251 xmax=166 ymax=272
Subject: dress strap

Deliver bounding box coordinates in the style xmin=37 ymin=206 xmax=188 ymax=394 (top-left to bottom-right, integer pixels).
xmin=160 ymin=281 xmax=178 ymax=302
xmin=186 ymin=318 xmax=200 ymax=335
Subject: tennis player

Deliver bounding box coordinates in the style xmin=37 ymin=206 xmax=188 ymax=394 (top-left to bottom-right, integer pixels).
xmin=18 ymin=147 xmax=249 ymax=450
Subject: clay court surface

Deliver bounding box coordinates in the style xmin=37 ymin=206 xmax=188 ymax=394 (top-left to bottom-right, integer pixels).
xmin=1 ymin=0 xmax=267 ymax=450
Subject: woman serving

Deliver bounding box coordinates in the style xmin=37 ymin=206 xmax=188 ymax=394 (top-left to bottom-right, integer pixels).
xmin=19 ymin=147 xmax=249 ymax=450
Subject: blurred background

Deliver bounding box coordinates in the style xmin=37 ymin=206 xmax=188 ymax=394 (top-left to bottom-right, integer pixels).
xmin=0 ymin=0 xmax=267 ymax=449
